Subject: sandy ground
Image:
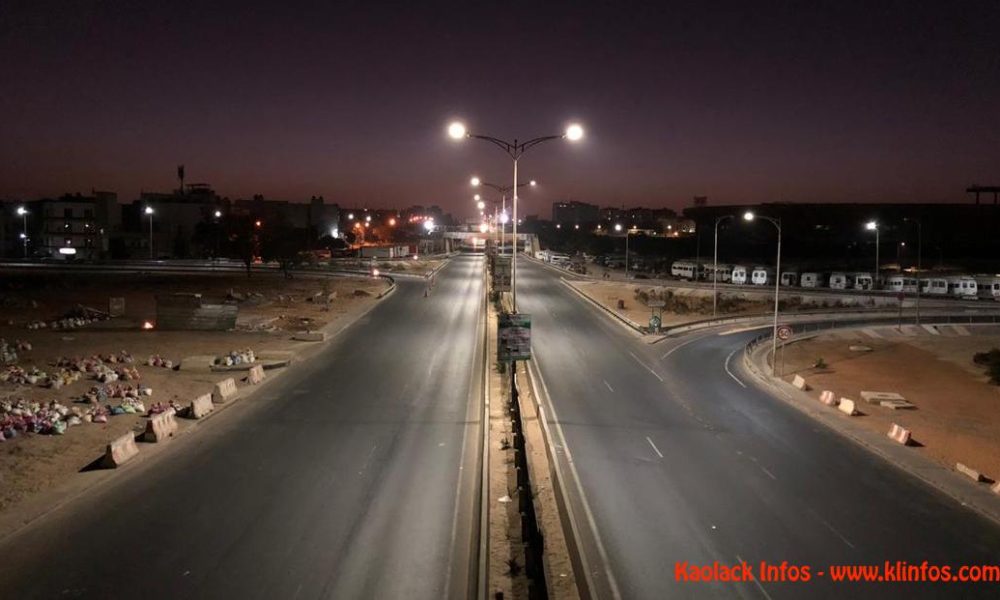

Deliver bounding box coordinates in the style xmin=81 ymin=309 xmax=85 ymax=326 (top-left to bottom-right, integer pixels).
xmin=0 ymin=270 xmax=387 ymax=515
xmin=779 ymin=332 xmax=1000 ymax=480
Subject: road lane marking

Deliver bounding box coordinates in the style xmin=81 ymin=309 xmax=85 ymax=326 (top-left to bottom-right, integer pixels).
xmin=628 ymin=351 xmax=665 ymax=382
xmin=812 ymin=511 xmax=857 ymax=549
xmin=660 ymin=334 xmax=704 ymax=359
xmin=603 ymin=380 xmax=614 ymax=392
xmin=736 ymin=554 xmax=775 ymax=600
xmin=758 ymin=465 xmax=777 ymax=480
xmin=724 ymin=348 xmax=747 ymax=388
xmin=646 ymin=436 xmax=664 ymax=458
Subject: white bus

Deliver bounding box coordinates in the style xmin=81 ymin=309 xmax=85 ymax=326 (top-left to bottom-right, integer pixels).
xmin=853 ymin=272 xmax=874 ymax=291
xmin=800 ymin=272 xmax=825 ymax=288
xmin=670 ymin=260 xmax=703 ymax=281
xmin=886 ymin=276 xmax=919 ymax=293
xmin=829 ymin=272 xmax=848 ymax=290
xmin=780 ymin=271 xmax=799 ymax=287
xmin=920 ymin=278 xmax=948 ymax=295
xmin=705 ymin=263 xmax=732 ymax=283
xmin=975 ymin=277 xmax=1000 ymax=301
xmin=731 ymin=265 xmax=749 ymax=285
xmin=751 ymin=267 xmax=774 ymax=285
xmin=946 ymin=277 xmax=978 ymax=299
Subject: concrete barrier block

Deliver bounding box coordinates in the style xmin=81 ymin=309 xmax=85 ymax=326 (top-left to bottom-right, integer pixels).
xmin=887 ymin=423 xmax=911 ymax=445
xmin=189 ymin=393 xmax=214 ymax=418
xmin=792 ymin=375 xmax=808 ymax=390
xmin=991 ymin=481 xmax=1000 ymax=495
xmin=102 ymin=432 xmax=139 ymax=468
xmin=212 ymin=377 xmax=238 ymax=404
xmin=861 ymin=391 xmax=905 ymax=405
xmin=838 ymin=398 xmax=858 ymax=416
xmin=247 ymin=364 xmax=265 ymax=385
xmin=956 ymin=463 xmax=986 ymax=482
xmin=819 ymin=390 xmax=838 ymax=406
xmin=293 ymin=331 xmax=326 ymax=342
xmin=143 ymin=408 xmax=178 ymax=442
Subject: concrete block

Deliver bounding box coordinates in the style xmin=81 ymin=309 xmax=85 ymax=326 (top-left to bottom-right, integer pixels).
xmin=102 ymin=432 xmax=139 ymax=468
xmin=819 ymin=390 xmax=838 ymax=406
xmin=143 ymin=408 xmax=178 ymax=442
xmin=887 ymin=423 xmax=911 ymax=445
xmin=293 ymin=331 xmax=326 ymax=342
xmin=212 ymin=378 xmax=238 ymax=404
xmin=955 ymin=463 xmax=986 ymax=482
xmin=991 ymin=481 xmax=1000 ymax=495
xmin=838 ymin=398 xmax=858 ymax=416
xmin=189 ymin=393 xmax=214 ymax=418
xmin=247 ymin=364 xmax=265 ymax=385
xmin=861 ymin=391 xmax=905 ymax=405
xmin=880 ymin=399 xmax=916 ymax=410
xmin=792 ymin=375 xmax=808 ymax=390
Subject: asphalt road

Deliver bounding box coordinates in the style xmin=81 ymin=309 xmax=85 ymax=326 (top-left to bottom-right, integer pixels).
xmin=517 ymin=258 xmax=1000 ymax=600
xmin=0 ymin=254 xmax=485 ymax=599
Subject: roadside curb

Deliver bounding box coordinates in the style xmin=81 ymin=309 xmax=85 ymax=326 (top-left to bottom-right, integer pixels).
xmin=558 ymin=278 xmax=645 ymax=336
xmin=741 ymin=334 xmax=1000 ymax=527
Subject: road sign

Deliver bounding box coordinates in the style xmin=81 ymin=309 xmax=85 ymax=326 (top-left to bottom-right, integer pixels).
xmin=649 ymin=315 xmax=661 ymax=330
xmin=493 ymin=257 xmax=511 ymax=292
xmin=777 ymin=325 xmax=792 ymax=340
xmin=498 ymin=313 xmax=531 ymax=361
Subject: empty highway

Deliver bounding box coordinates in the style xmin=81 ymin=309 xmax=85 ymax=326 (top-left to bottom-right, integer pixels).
xmin=0 ymin=255 xmax=485 ymax=599
xmin=518 ymin=258 xmax=1000 ymax=599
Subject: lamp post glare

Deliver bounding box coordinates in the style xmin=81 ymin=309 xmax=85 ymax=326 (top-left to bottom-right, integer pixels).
xmin=743 ymin=211 xmax=755 ymax=222
xmin=470 ymin=176 xmax=481 ymax=187
xmin=473 ymin=194 xmax=481 ymax=202
xmin=744 ymin=211 xmax=783 ymax=375
xmin=477 ymin=201 xmax=486 ymax=210
xmin=449 ymin=120 xmax=584 ymax=311
xmin=16 ymin=206 xmax=28 ymax=258
xmin=866 ymin=221 xmax=879 ymax=289
xmin=144 ymin=207 xmax=155 ymax=259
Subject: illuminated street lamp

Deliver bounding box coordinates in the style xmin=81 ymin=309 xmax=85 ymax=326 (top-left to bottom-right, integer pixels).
xmin=615 ymin=224 xmax=638 ymax=279
xmin=450 ymin=120 xmax=584 ymax=311
xmin=865 ymin=220 xmax=879 ymax=289
xmin=744 ymin=211 xmax=783 ymax=375
xmin=144 ymin=206 xmax=155 ymax=259
xmin=470 ymin=176 xmax=538 ymax=257
xmin=16 ymin=206 xmax=28 ymax=258
xmin=477 ymin=200 xmax=486 ymax=210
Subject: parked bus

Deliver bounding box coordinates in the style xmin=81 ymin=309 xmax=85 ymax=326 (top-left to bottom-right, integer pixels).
xmin=751 ymin=266 xmax=774 ymax=285
xmin=670 ymin=260 xmax=703 ymax=281
xmin=946 ymin=277 xmax=978 ymax=299
xmin=886 ymin=276 xmax=919 ymax=293
xmin=852 ymin=272 xmax=874 ymax=290
xmin=920 ymin=278 xmax=948 ymax=295
xmin=705 ymin=263 xmax=732 ymax=283
xmin=800 ymin=272 xmax=825 ymax=288
xmin=780 ymin=271 xmax=798 ymax=287
xmin=829 ymin=272 xmax=849 ymax=290
xmin=975 ymin=276 xmax=1000 ymax=301
xmin=731 ymin=265 xmax=749 ymax=285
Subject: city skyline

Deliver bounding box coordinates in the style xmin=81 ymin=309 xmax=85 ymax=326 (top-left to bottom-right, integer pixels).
xmin=2 ymin=2 xmax=998 ymax=213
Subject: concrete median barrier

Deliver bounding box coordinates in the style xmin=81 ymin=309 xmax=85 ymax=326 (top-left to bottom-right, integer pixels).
xmin=887 ymin=423 xmax=911 ymax=446
xmin=792 ymin=375 xmax=808 ymax=390
xmin=861 ymin=390 xmax=905 ymax=405
xmin=819 ymin=390 xmax=838 ymax=406
xmin=293 ymin=331 xmax=326 ymax=342
xmin=188 ymin=393 xmax=214 ymax=418
xmin=247 ymin=364 xmax=265 ymax=385
xmin=956 ymin=462 xmax=986 ymax=482
xmin=101 ymin=432 xmax=139 ymax=468
xmin=212 ymin=377 xmax=237 ymax=403
xmin=838 ymin=398 xmax=858 ymax=416
xmin=143 ymin=408 xmax=178 ymax=442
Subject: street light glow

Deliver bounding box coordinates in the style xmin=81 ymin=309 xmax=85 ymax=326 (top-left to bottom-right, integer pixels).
xmin=743 ymin=211 xmax=755 ymax=221
xmin=348 ymin=213 xmax=355 ymax=220
xmin=388 ymin=218 xmax=396 ymax=226
xmin=470 ymin=176 xmax=481 ymax=187
xmin=214 ymin=210 xmax=222 ymax=218
xmin=477 ymin=201 xmax=485 ymax=210
xmin=145 ymin=206 xmax=154 ymax=215
xmin=529 ymin=180 xmax=537 ymax=186
xmin=423 ymin=219 xmax=435 ymax=231
xmin=479 ymin=223 xmax=489 ymax=233
xmin=447 ymin=121 xmax=467 ymax=139
xmin=614 ymin=223 xmax=623 ymax=232
xmin=16 ymin=206 xmax=27 ymax=216
xmin=499 ymin=212 xmax=509 ymax=224
xmin=866 ymin=220 xmax=878 ymax=230
xmin=565 ymin=123 xmax=584 ymax=141
xmin=473 ymin=194 xmax=481 ymax=201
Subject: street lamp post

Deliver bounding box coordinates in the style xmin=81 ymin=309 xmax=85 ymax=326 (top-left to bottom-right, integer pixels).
xmin=144 ymin=207 xmax=155 ymax=259
xmin=744 ymin=211 xmax=782 ymax=375
xmin=713 ymin=215 xmax=735 ymax=317
xmin=866 ymin=221 xmax=879 ymax=289
xmin=16 ymin=207 xmax=28 ymax=258
xmin=452 ymin=120 xmax=582 ymax=312
xmin=904 ymin=218 xmax=923 ymax=325
xmin=471 ymin=177 xmax=536 ymax=258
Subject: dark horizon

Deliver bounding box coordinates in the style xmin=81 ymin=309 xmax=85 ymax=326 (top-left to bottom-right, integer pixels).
xmin=2 ymin=1 xmax=998 ymax=215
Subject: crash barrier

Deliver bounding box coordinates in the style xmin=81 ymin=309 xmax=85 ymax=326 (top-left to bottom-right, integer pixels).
xmin=247 ymin=364 xmax=265 ymax=385
xmin=792 ymin=375 xmax=808 ymax=390
xmin=102 ymin=432 xmax=139 ymax=468
xmin=955 ymin=463 xmax=986 ymax=482
xmin=510 ymin=371 xmax=549 ymax=599
xmin=887 ymin=423 xmax=911 ymax=446
xmin=838 ymin=398 xmax=858 ymax=416
xmin=143 ymin=408 xmax=178 ymax=442
xmin=189 ymin=393 xmax=214 ymax=418
xmin=212 ymin=378 xmax=237 ymax=403
xmin=819 ymin=390 xmax=838 ymax=406
xmin=293 ymin=331 xmax=326 ymax=342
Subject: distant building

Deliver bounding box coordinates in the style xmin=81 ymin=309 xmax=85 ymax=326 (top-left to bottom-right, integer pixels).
xmin=552 ymin=200 xmax=599 ymax=224
xmin=12 ymin=191 xmax=121 ymax=260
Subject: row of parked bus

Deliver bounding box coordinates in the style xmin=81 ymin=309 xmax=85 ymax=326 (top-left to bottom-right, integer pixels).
xmin=669 ymin=260 xmax=1000 ymax=300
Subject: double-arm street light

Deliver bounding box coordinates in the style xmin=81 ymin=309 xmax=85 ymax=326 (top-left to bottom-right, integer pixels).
xmin=470 ymin=176 xmax=536 ymax=254
xmin=144 ymin=206 xmax=155 ymax=259
xmin=712 ymin=215 xmax=736 ymax=317
xmin=613 ymin=223 xmax=639 ymax=279
xmin=450 ymin=121 xmax=584 ymax=311
xmin=744 ymin=211 xmax=782 ymax=375
xmin=16 ymin=206 xmax=29 ymax=258
xmin=865 ymin=220 xmax=880 ymax=289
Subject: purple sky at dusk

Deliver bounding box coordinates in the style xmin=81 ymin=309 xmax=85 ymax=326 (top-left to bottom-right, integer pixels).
xmin=1 ymin=1 xmax=998 ymax=216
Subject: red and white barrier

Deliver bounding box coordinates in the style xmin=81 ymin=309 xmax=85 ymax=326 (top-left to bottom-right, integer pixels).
xmin=792 ymin=375 xmax=808 ymax=390
xmin=956 ymin=462 xmax=986 ymax=482
xmin=887 ymin=423 xmax=911 ymax=445
xmin=247 ymin=364 xmax=265 ymax=385
xmin=819 ymin=390 xmax=838 ymax=406
xmin=212 ymin=377 xmax=237 ymax=403
xmin=189 ymin=393 xmax=213 ymax=418
xmin=143 ymin=408 xmax=177 ymax=443
xmin=102 ymin=432 xmax=139 ymax=468
xmin=838 ymin=398 xmax=858 ymax=416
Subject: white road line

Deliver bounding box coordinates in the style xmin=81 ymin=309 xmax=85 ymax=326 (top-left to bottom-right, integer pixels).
xmin=736 ymin=554 xmax=775 ymax=600
xmin=646 ymin=436 xmax=664 ymax=459
xmin=604 ymin=380 xmax=614 ymax=392
xmin=816 ymin=514 xmax=856 ymax=549
xmin=758 ymin=465 xmax=777 ymax=481
xmin=628 ymin=351 xmax=665 ymax=382
xmin=660 ymin=334 xmax=704 ymax=359
xmin=724 ymin=348 xmax=748 ymax=388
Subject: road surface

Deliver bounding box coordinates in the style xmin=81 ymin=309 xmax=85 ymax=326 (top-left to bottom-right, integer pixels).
xmin=517 ymin=257 xmax=1000 ymax=599
xmin=0 ymin=255 xmax=485 ymax=599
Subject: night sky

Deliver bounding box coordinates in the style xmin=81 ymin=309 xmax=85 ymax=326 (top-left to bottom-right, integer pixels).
xmin=2 ymin=1 xmax=998 ymax=215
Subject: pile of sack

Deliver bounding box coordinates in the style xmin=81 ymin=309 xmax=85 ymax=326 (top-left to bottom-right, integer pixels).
xmin=79 ymin=382 xmax=152 ymax=404
xmin=0 ymin=399 xmax=85 ymax=438
xmin=214 ymin=349 xmax=256 ymax=367
xmin=0 ymin=339 xmax=31 ymax=365
xmin=146 ymin=355 xmax=174 ymax=369
xmin=1 ymin=365 xmax=50 ymax=386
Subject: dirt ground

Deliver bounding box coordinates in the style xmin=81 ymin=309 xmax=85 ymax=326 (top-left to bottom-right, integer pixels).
xmin=0 ymin=270 xmax=387 ymax=515
xmin=779 ymin=332 xmax=1000 ymax=479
